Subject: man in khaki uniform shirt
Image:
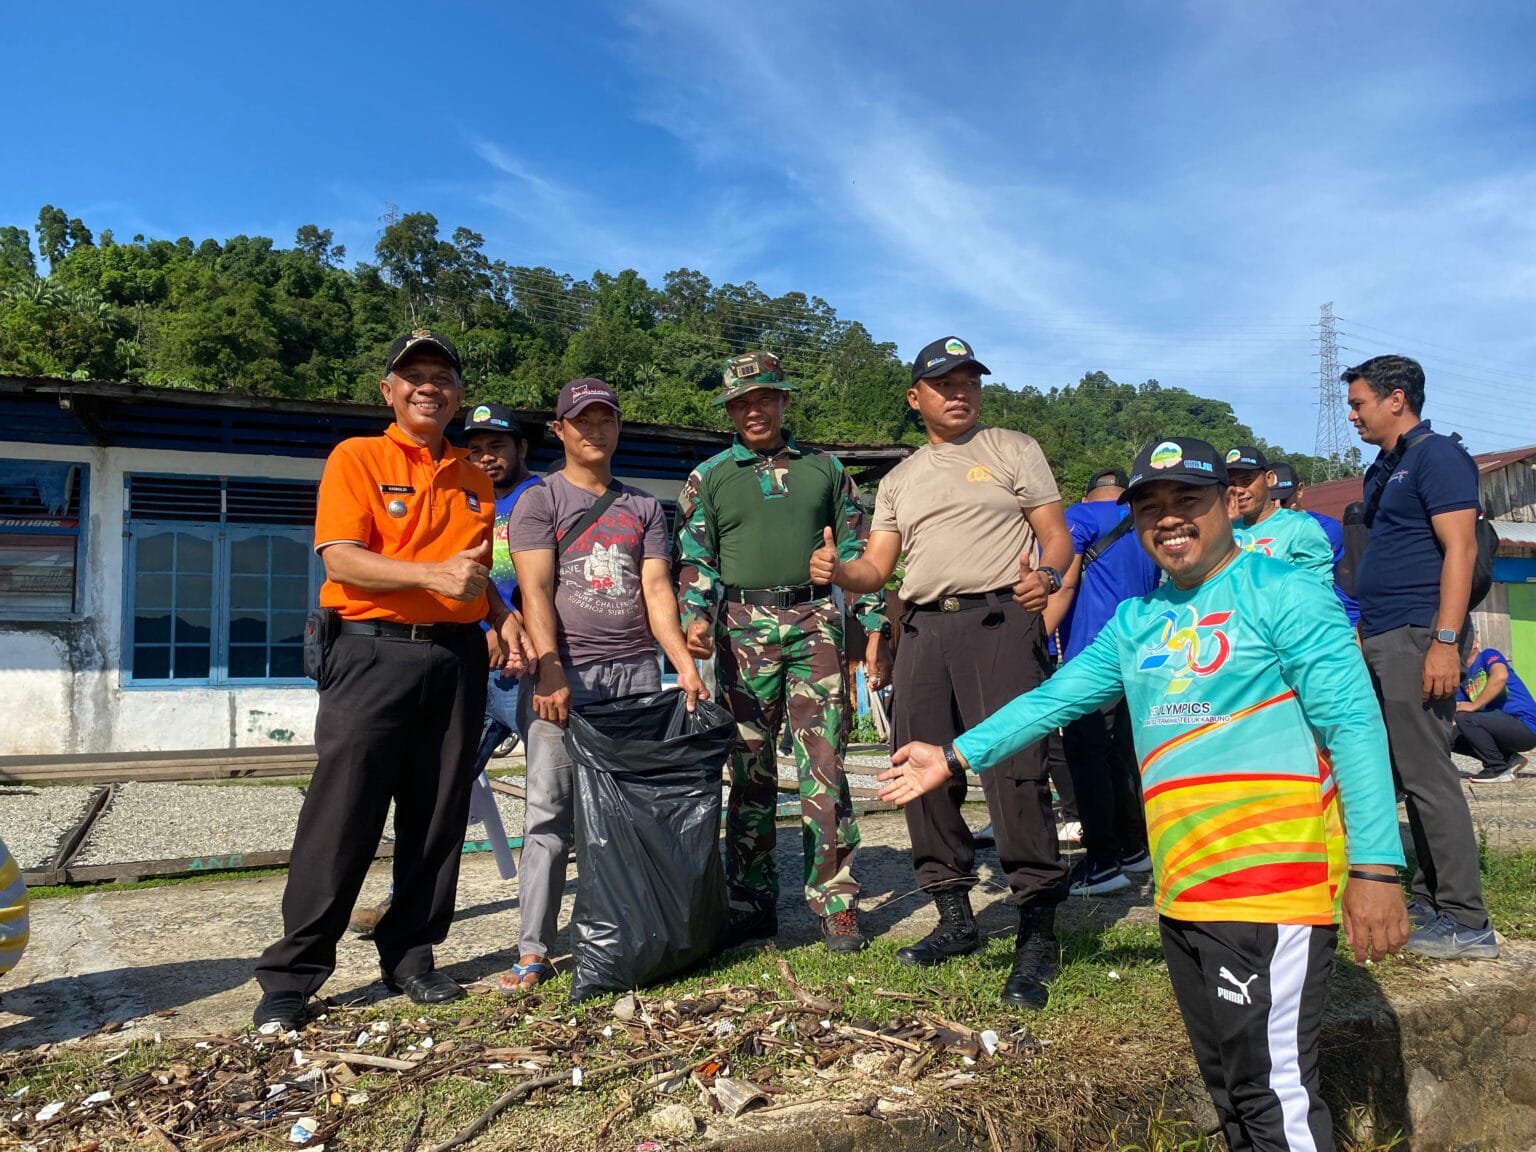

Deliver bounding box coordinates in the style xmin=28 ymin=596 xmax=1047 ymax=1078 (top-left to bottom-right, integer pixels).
xmin=812 ymin=335 xmax=1072 ymax=1009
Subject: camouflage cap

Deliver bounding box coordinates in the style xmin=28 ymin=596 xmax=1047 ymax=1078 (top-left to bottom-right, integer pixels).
xmin=715 ymin=351 xmax=797 ymax=406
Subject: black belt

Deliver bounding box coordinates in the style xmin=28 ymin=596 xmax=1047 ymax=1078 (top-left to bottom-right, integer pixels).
xmin=339 ymin=620 xmax=480 ymax=642
xmin=722 ymin=585 xmax=832 ymax=609
xmin=908 ymin=587 xmax=1015 ymax=614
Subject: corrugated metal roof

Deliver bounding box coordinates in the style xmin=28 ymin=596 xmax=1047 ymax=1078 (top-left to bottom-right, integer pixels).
xmin=1493 ymin=519 xmax=1536 ymax=546
xmin=1477 ymin=446 xmax=1536 ymax=474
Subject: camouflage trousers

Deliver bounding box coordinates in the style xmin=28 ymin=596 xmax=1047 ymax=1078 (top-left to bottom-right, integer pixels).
xmin=716 ymin=598 xmax=860 ymax=917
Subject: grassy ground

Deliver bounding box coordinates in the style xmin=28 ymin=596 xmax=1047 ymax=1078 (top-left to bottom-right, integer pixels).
xmin=8 ymin=846 xmax=1533 ymax=1152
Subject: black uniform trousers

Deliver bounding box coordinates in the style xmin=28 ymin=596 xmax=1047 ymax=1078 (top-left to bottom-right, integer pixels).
xmin=1454 ymin=708 xmax=1536 ymax=771
xmin=891 ymin=597 xmax=1066 ymax=907
xmin=1161 ymin=917 xmax=1337 ymax=1152
xmin=256 ymin=627 xmax=488 ymax=996
xmin=1063 ymin=698 xmax=1146 ymax=866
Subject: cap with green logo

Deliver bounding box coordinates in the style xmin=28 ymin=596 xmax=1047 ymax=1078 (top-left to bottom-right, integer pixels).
xmin=716 ymin=351 xmax=797 ymax=406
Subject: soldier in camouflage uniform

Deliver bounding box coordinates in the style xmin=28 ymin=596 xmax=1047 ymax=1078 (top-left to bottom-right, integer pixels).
xmin=678 ymin=352 xmax=888 ymax=952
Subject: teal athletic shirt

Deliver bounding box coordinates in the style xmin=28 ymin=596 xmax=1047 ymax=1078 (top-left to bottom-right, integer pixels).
xmin=1232 ymin=506 xmax=1335 ymax=585
xmin=954 ymin=548 xmax=1403 ymax=925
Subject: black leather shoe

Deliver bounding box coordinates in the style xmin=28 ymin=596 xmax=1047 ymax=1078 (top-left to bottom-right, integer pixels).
xmin=896 ymin=889 xmax=980 ymax=967
xmin=382 ymin=969 xmax=465 ymax=1005
xmin=252 ymin=990 xmax=307 ymax=1032
xmin=1001 ymin=905 xmax=1059 ymax=1010
xmin=723 ymin=902 xmax=778 ymax=948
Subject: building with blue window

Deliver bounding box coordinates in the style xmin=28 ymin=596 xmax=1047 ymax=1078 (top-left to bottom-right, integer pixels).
xmin=1303 ymin=444 xmax=1536 ymax=675
xmin=0 ymin=376 xmax=908 ymax=757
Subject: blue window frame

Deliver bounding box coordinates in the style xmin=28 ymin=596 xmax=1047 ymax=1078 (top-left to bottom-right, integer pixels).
xmin=0 ymin=460 xmax=89 ymax=620
xmin=123 ymin=475 xmax=321 ymax=687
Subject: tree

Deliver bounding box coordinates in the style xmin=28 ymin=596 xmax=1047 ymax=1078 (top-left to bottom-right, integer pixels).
xmin=0 ymin=227 xmax=35 ymax=282
xmin=294 ymin=225 xmax=345 ymax=268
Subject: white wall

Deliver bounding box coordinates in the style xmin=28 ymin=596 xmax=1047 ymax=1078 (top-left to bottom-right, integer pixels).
xmin=0 ymin=444 xmax=686 ymax=757
xmin=0 ymin=441 xmax=322 ymax=756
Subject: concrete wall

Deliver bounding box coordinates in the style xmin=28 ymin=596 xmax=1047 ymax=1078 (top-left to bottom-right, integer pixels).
xmin=0 ymin=441 xmax=323 ymax=756
xmin=0 ymin=443 xmax=683 ymax=756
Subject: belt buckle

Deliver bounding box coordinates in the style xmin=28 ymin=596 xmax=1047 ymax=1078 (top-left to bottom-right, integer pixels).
xmin=408 ymin=623 xmax=430 ymax=641
xmin=774 ymin=588 xmax=796 ymax=610
xmin=940 ymin=596 xmax=961 ymax=613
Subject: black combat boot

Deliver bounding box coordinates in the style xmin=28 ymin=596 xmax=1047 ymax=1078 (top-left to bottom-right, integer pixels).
xmin=1001 ymin=904 xmax=1059 ymax=1009
xmin=895 ymin=888 xmax=980 ymax=966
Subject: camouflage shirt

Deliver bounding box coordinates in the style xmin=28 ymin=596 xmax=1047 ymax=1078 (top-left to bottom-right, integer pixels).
xmin=676 ymin=434 xmax=885 ymax=632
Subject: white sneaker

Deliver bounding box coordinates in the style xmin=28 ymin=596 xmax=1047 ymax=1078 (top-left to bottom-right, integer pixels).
xmin=1057 ymin=820 xmax=1082 ymax=844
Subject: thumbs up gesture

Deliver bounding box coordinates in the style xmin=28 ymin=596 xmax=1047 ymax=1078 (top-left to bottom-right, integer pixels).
xmin=809 ymin=526 xmax=841 ymax=586
xmin=1011 ymin=549 xmax=1050 ymax=612
xmin=436 ymin=540 xmax=492 ymax=601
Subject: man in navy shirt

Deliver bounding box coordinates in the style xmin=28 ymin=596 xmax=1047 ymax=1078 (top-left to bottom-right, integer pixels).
xmin=1271 ymin=462 xmax=1359 ymax=625
xmin=1346 ymin=354 xmax=1495 ymax=960
xmin=1043 ymin=468 xmax=1160 ymax=895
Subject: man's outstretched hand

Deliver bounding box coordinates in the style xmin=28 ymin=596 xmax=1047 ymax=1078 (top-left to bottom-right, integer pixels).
xmin=877 ymin=742 xmax=957 ymax=805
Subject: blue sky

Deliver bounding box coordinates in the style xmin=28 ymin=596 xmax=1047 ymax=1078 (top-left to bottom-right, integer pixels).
xmin=10 ymin=1 xmax=1536 ymax=455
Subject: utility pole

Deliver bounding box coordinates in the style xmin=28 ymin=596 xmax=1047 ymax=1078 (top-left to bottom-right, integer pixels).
xmin=1312 ymin=302 xmax=1348 ymax=481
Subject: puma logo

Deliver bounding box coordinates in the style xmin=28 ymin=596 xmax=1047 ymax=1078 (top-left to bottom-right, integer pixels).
xmin=1217 ymin=966 xmax=1260 ymax=1005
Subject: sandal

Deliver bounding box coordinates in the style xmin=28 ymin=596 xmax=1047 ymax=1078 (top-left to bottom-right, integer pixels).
xmin=496 ymin=958 xmax=553 ymax=995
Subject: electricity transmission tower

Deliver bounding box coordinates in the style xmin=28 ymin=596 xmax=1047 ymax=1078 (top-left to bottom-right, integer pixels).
xmin=1312 ymin=302 xmax=1349 ymax=481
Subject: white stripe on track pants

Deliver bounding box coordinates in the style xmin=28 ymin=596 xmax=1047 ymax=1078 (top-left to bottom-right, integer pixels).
xmin=1160 ymin=917 xmax=1337 ymax=1152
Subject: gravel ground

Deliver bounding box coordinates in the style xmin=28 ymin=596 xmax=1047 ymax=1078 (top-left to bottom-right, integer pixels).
xmin=0 ymin=786 xmax=99 ymax=870
xmin=74 ymin=782 xmax=308 ymax=865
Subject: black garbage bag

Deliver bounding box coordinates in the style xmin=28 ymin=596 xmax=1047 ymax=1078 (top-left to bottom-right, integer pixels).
xmin=565 ymin=688 xmax=736 ymax=1002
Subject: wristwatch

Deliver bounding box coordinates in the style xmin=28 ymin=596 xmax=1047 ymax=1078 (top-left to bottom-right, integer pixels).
xmin=1433 ymin=628 xmax=1459 ymax=645
xmin=1038 ymin=565 xmax=1063 ymax=593
xmin=942 ymin=743 xmax=964 ymax=774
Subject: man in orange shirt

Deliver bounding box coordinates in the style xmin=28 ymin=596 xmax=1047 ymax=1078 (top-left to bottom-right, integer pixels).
xmin=253 ymin=330 xmax=533 ymax=1032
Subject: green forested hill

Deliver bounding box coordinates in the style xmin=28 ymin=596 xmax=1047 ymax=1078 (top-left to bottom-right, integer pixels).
xmin=0 ymin=206 xmax=1355 ymax=496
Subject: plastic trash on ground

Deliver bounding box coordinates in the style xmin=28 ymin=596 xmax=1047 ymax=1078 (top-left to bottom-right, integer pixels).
xmin=565 ymin=689 xmax=735 ymax=1002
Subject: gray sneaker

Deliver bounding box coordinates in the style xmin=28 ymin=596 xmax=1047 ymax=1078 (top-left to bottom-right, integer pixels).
xmin=1406 ymin=899 xmax=1436 ymax=930
xmin=1404 ymin=912 xmax=1499 ymax=960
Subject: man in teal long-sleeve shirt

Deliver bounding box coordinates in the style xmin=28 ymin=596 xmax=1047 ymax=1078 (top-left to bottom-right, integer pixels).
xmin=878 ymin=436 xmax=1409 ymax=1152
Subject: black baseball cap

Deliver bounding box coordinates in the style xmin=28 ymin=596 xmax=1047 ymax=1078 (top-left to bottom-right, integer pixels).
xmin=1121 ymin=437 xmax=1228 ymax=504
xmin=556 ymin=377 xmax=621 ymax=420
xmin=1269 ymin=461 xmax=1298 ymax=498
xmin=911 ymin=336 xmax=991 ymax=384
xmin=1223 ymin=445 xmax=1268 ymax=472
xmin=1088 ymin=468 xmax=1130 ymax=491
xmin=463 ymin=402 xmax=524 ymax=437
xmin=385 ymin=328 xmax=463 ymax=375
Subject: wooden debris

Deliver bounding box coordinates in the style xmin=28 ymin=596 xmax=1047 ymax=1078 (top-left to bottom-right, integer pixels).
xmin=773 ymin=956 xmax=842 ymax=1015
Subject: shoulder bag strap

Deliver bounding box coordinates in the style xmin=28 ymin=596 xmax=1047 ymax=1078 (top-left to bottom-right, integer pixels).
xmin=556 ymin=480 xmax=623 ymax=559
xmin=1082 ymin=513 xmax=1135 ymax=568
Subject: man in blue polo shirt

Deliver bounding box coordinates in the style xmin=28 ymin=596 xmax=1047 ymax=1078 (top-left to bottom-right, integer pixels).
xmin=1043 ymin=468 xmax=1160 ymax=895
xmin=1346 ymin=354 xmax=1495 ymax=960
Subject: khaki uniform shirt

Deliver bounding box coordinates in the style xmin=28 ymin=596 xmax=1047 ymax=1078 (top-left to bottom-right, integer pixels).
xmin=873 ymin=426 xmax=1059 ymax=603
